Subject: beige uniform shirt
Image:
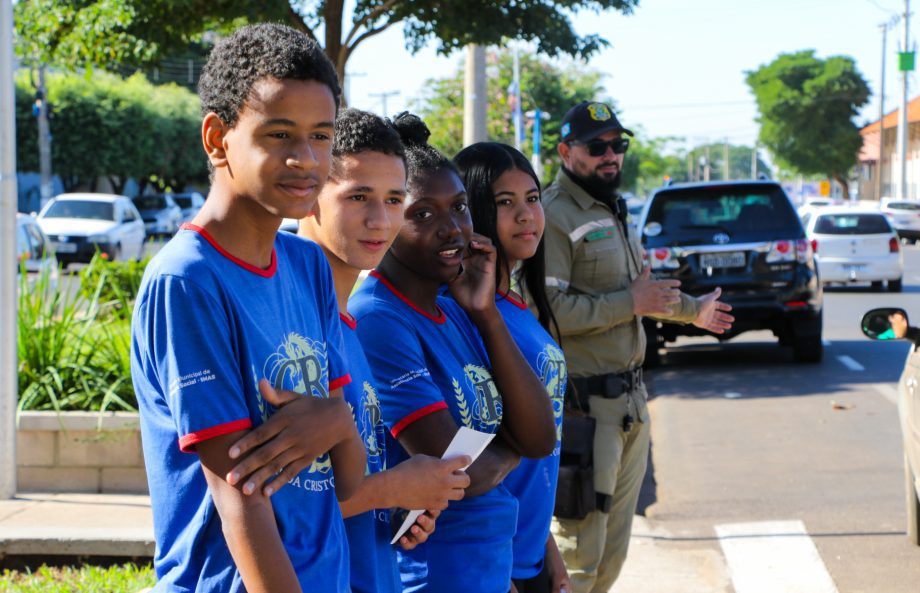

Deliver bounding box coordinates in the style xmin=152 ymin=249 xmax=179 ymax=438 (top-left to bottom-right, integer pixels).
xmin=543 ymin=170 xmax=701 ymax=378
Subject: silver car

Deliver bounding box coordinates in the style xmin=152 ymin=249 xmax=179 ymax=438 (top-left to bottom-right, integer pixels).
xmin=881 ymin=198 xmax=920 ymax=244
xmin=17 ymin=213 xmax=59 ymax=290
xmin=861 ymin=307 xmax=920 ymax=545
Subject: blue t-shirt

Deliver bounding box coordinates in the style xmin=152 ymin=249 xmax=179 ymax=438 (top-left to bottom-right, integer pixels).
xmin=339 ymin=312 xmax=401 ymax=593
xmin=349 ymin=270 xmax=518 ymax=593
xmin=131 ymin=225 xmax=352 ymax=593
xmin=494 ymin=292 xmax=567 ymax=579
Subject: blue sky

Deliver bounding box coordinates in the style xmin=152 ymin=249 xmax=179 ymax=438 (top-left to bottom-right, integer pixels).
xmin=344 ymin=0 xmax=913 ymax=151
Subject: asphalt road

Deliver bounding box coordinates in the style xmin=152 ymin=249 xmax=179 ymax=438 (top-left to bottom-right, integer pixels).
xmin=626 ymin=245 xmax=920 ymax=592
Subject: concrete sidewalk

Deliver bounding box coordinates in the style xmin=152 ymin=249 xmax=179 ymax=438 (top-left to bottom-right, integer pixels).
xmin=0 ymin=492 xmax=154 ymax=558
xmin=0 ymin=493 xmax=730 ymax=592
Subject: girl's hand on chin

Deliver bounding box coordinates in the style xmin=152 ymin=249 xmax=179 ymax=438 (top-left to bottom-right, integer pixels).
xmin=447 ymin=232 xmax=497 ymax=315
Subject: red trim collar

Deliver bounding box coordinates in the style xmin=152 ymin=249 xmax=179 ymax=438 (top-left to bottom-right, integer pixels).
xmin=329 ymin=374 xmax=352 ymax=393
xmin=497 ymin=290 xmax=528 ymax=310
xmin=181 ymin=223 xmax=277 ymax=278
xmin=369 ymin=270 xmax=446 ymax=324
xmin=339 ymin=311 xmax=357 ymax=330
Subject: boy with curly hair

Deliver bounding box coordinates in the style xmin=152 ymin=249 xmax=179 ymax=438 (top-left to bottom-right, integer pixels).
xmin=130 ymin=23 xmax=365 ymax=593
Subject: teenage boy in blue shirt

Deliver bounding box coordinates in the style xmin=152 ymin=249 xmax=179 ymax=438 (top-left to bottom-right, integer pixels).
xmin=130 ymin=24 xmax=365 ymax=593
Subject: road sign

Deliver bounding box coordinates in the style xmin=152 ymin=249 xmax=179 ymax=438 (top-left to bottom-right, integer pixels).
xmin=819 ymin=180 xmax=831 ymax=196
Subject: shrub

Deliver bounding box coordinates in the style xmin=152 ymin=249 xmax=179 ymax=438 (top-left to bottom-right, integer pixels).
xmin=17 ymin=263 xmax=137 ymax=413
xmin=78 ymin=253 xmax=150 ymax=315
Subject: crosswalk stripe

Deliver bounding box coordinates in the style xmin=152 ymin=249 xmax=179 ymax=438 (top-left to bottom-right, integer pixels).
xmin=837 ymin=355 xmax=865 ymax=371
xmin=715 ymin=520 xmax=838 ymax=593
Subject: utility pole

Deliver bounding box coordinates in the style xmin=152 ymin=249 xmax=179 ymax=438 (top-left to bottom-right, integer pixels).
xmin=343 ymin=71 xmax=366 ymax=107
xmin=369 ymin=90 xmax=399 ymax=118
xmin=722 ymin=141 xmax=730 ymax=180
xmin=879 ymin=20 xmax=893 ymax=200
xmin=703 ymin=145 xmax=711 ymax=182
xmin=687 ymin=149 xmax=694 ymax=181
xmin=751 ymin=143 xmax=758 ymax=179
xmin=525 ymin=109 xmax=550 ymax=179
xmin=1 ymin=0 xmax=19 ymax=499
xmin=35 ymin=65 xmax=52 ymax=208
xmin=511 ymin=48 xmax=523 ymax=151
xmin=896 ymin=0 xmax=912 ymax=199
xmin=463 ymin=44 xmax=487 ymax=147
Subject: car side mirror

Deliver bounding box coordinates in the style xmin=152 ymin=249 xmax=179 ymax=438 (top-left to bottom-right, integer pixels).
xmin=861 ymin=307 xmax=910 ymax=340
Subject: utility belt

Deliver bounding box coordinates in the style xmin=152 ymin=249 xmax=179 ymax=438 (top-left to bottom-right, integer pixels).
xmin=570 ymin=367 xmax=643 ymax=410
xmin=554 ymin=367 xmax=644 ymax=521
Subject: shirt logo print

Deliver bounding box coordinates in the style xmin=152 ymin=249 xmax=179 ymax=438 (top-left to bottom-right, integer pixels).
xmin=264 ymin=332 xmax=332 ymax=474
xmin=537 ymin=344 xmax=567 ymax=443
xmin=465 ymin=364 xmax=502 ymax=429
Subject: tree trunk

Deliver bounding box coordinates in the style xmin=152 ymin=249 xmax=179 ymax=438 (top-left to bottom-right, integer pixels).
xmin=324 ymin=0 xmax=346 ymax=101
xmin=832 ymin=172 xmax=850 ymax=201
xmin=109 ymin=176 xmax=126 ymax=196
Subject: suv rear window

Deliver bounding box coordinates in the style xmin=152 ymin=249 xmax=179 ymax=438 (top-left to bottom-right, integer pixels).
xmin=885 ymin=201 xmax=920 ymax=211
xmin=645 ymin=185 xmax=800 ymax=242
xmin=133 ymin=196 xmax=168 ymax=210
xmin=813 ymin=213 xmax=891 ymax=235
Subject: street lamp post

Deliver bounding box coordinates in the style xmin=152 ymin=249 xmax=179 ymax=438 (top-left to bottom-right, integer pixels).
xmin=1 ymin=0 xmax=19 ymax=500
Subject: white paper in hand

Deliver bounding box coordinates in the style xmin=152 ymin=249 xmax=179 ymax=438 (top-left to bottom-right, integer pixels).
xmin=390 ymin=427 xmax=495 ymax=544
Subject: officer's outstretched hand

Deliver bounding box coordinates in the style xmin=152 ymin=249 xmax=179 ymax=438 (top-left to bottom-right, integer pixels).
xmin=692 ymin=287 xmax=734 ymax=334
xmin=630 ymin=265 xmax=682 ymax=316
xmin=448 ymin=232 xmax=497 ymax=315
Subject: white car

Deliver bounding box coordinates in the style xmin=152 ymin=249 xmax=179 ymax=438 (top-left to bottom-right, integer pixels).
xmin=805 ymin=206 xmax=903 ymax=291
xmin=37 ymin=193 xmax=146 ymax=267
xmin=881 ymin=198 xmax=920 ymax=243
xmin=17 ymin=213 xmax=59 ymax=290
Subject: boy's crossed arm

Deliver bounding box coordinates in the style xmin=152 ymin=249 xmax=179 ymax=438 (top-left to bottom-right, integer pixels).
xmin=198 ymin=431 xmax=301 ymax=593
xmin=225 ymin=380 xmax=366 ymax=500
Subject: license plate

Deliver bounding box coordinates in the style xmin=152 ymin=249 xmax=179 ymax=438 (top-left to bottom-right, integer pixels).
xmin=52 ymin=242 xmax=77 ymax=253
xmin=699 ymin=252 xmax=746 ymax=269
xmin=842 ymin=263 xmax=865 ymax=271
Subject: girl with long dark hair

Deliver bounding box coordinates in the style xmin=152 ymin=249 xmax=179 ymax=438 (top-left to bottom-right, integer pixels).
xmin=350 ymin=115 xmax=555 ymax=593
xmin=454 ymin=142 xmax=570 ymax=593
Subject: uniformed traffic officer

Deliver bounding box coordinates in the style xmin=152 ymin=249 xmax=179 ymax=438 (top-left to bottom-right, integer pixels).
xmin=544 ymin=100 xmax=734 ymax=593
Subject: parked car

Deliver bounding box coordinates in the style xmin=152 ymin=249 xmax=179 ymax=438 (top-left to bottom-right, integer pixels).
xmin=804 ymin=206 xmax=903 ymax=292
xmin=169 ymin=191 xmax=206 ymax=223
xmin=17 ymin=213 xmax=58 ymax=289
xmin=639 ymin=180 xmax=823 ymax=363
xmin=880 ymin=198 xmax=920 ymax=243
xmin=37 ymin=193 xmax=146 ymax=266
xmin=860 ymin=307 xmax=920 ymax=545
xmin=132 ymin=194 xmax=183 ymax=237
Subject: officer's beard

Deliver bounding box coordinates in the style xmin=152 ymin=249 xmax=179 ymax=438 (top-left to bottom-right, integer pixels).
xmin=564 ymin=167 xmax=622 ymax=202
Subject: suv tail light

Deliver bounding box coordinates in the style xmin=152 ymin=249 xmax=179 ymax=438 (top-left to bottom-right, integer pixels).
xmin=890 ymin=237 xmax=900 ymax=253
xmin=766 ymin=240 xmax=795 ymax=263
xmin=795 ymin=239 xmax=814 ymax=264
xmin=649 ymin=247 xmax=679 ymax=270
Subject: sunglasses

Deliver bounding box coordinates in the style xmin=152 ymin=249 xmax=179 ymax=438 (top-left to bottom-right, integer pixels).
xmin=574 ymin=137 xmax=630 ymax=157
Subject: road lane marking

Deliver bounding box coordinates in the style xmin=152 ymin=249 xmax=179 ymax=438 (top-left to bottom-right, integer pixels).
xmin=715 ymin=520 xmax=838 ymax=593
xmin=836 ymin=355 xmax=865 ymax=371
xmin=873 ymin=384 xmax=899 ymax=405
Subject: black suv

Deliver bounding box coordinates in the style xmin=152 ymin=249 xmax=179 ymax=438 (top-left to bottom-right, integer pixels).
xmin=639 ymin=180 xmax=823 ymax=363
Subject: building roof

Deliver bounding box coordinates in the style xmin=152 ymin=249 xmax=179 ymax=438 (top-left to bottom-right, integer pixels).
xmin=861 ymin=95 xmax=920 ymax=135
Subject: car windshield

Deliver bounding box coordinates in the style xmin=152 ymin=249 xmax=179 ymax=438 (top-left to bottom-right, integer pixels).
xmin=172 ymin=196 xmax=192 ymax=208
xmin=886 ymin=201 xmax=920 ymax=211
xmin=43 ymin=200 xmax=114 ymax=221
xmin=133 ymin=196 xmax=168 ymax=210
xmin=814 ymin=213 xmax=892 ymax=235
xmin=644 ymin=185 xmax=801 ymax=244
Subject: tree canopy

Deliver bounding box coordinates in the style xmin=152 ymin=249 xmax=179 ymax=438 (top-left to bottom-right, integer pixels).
xmin=745 ymin=50 xmax=870 ymax=198
xmin=415 ymin=48 xmax=606 ymax=181
xmin=14 ymin=0 xmax=640 ymax=86
xmin=16 ymin=71 xmax=206 ymax=194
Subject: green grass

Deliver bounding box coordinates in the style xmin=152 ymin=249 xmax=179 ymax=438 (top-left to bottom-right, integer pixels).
xmin=0 ymin=563 xmax=155 ymax=592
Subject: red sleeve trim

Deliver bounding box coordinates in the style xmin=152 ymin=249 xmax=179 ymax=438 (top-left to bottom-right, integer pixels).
xmin=178 ymin=418 xmax=252 ymax=453
xmin=391 ymin=401 xmax=449 ymax=438
xmin=180 ymin=223 xmax=277 ymax=278
xmin=329 ymin=374 xmax=352 ymax=392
